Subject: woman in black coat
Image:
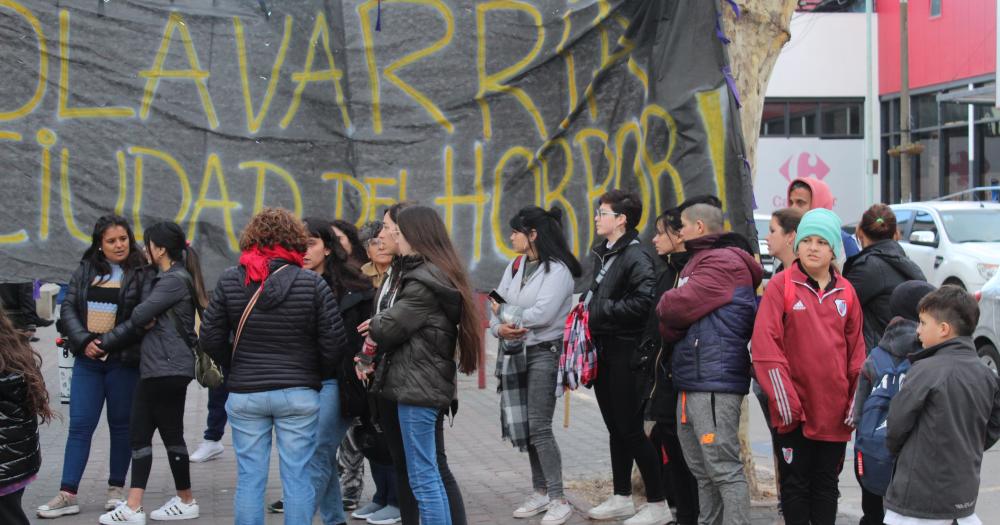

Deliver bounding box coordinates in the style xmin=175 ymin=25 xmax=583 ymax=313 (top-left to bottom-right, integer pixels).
xmin=0 ymin=309 xmax=53 ymax=525
xmin=38 ymin=215 xmax=149 ymax=519
xmin=844 ymin=204 xmax=926 ymax=351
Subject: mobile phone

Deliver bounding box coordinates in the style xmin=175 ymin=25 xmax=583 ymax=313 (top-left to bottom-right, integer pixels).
xmin=489 ymin=289 xmax=506 ymax=304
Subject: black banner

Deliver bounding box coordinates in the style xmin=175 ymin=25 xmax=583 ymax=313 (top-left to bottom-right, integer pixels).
xmin=0 ymin=0 xmax=752 ymax=288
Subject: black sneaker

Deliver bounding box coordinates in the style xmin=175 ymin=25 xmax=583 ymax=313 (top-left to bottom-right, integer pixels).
xmin=268 ymin=500 xmax=283 ymax=513
xmin=343 ymin=499 xmax=358 ymax=511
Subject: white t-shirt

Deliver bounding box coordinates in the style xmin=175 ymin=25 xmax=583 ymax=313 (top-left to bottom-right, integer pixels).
xmin=884 ymin=510 xmax=981 ymax=525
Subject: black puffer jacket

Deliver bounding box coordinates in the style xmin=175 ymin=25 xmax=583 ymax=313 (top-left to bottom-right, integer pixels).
xmin=369 ymin=256 xmax=460 ymax=409
xmin=200 ymin=259 xmax=347 ymax=393
xmin=0 ymin=373 xmax=40 ymax=486
xmin=640 ymin=251 xmax=691 ymax=426
xmin=586 ymin=229 xmax=656 ymax=353
xmin=844 ymin=240 xmax=926 ymax=350
xmin=59 ymin=261 xmax=149 ymax=366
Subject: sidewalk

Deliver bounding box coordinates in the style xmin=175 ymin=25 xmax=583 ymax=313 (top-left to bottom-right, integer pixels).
xmin=26 ymin=325 xmax=854 ymax=523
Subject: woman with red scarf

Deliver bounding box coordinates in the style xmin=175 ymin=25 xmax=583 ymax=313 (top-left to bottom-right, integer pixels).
xmin=199 ymin=208 xmax=348 ymax=525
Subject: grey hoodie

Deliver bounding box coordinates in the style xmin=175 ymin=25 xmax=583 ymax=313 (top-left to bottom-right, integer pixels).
xmin=883 ymin=336 xmax=1000 ymax=519
xmin=851 ymin=316 xmax=922 ymax=424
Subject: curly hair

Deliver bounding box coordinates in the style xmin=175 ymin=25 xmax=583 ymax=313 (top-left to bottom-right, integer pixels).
xmin=239 ymin=208 xmax=308 ymax=253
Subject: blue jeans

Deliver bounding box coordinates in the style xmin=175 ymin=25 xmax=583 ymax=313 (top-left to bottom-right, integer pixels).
xmin=226 ymin=387 xmax=320 ymax=525
xmin=60 ymin=356 xmax=139 ymax=493
xmin=204 ymin=364 xmax=230 ymax=441
xmin=398 ymin=403 xmax=451 ymax=525
xmin=309 ymin=379 xmax=352 ymax=524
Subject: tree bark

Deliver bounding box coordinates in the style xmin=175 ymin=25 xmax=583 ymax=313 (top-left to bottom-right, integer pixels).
xmin=721 ymin=0 xmax=799 ymax=500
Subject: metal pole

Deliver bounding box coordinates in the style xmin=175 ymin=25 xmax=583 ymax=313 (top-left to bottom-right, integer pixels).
xmin=899 ymin=0 xmax=912 ymax=202
xmin=969 ymin=83 xmax=976 ymax=191
xmin=866 ymin=0 xmax=876 ymax=205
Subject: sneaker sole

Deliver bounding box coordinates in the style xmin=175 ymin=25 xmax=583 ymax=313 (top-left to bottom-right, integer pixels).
xmin=37 ymin=505 xmax=80 ymax=518
xmin=588 ymin=508 xmax=636 ymax=520
xmin=541 ymin=515 xmax=572 ymax=525
xmin=512 ymin=506 xmax=548 ymax=518
xmin=352 ymin=511 xmax=381 ymax=519
xmin=150 ymin=511 xmax=199 ymax=521
xmin=189 ymin=449 xmax=223 ymax=463
xmin=367 ymin=518 xmax=401 ymax=525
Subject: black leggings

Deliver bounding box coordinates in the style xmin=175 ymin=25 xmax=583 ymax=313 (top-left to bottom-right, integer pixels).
xmin=377 ymin=398 xmax=466 ymax=525
xmin=129 ymin=376 xmax=192 ymax=491
xmin=593 ymin=345 xmax=666 ymax=502
xmin=0 ymin=489 xmax=29 ymax=525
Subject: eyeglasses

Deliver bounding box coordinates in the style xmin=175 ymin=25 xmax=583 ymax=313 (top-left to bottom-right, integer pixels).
xmin=595 ymin=209 xmax=621 ymax=218
xmin=364 ymin=238 xmax=384 ymax=249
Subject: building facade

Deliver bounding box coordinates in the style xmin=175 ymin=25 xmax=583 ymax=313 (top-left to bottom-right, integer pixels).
xmin=755 ymin=10 xmax=879 ymax=223
xmin=878 ymin=0 xmax=1000 ymax=202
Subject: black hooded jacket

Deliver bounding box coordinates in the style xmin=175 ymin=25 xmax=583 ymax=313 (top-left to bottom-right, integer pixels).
xmin=640 ymin=251 xmax=691 ymax=425
xmin=844 ymin=240 xmax=926 ymax=350
xmin=199 ymin=259 xmax=347 ymax=393
xmin=58 ymin=261 xmax=150 ymax=366
xmin=369 ymin=255 xmax=462 ymax=409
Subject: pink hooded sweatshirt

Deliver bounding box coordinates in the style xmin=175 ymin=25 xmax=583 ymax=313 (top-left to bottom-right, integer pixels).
xmin=787 ymin=177 xmax=834 ymax=210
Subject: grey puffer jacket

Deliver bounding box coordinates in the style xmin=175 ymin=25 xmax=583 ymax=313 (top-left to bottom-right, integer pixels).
xmin=370 ymin=255 xmax=460 ymax=409
xmin=100 ymin=265 xmax=196 ymax=379
xmin=884 ymin=336 xmax=1000 ymax=520
xmin=200 ymin=259 xmax=347 ymax=393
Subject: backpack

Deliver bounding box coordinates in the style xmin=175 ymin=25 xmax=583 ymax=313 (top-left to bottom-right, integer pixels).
xmin=853 ymin=346 xmax=910 ymax=496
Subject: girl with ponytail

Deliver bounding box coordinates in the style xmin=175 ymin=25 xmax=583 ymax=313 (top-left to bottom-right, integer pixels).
xmin=489 ymin=206 xmax=580 ymax=525
xmin=97 ymin=221 xmax=205 ymax=523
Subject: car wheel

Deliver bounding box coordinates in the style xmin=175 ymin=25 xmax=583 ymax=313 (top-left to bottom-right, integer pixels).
xmin=943 ymin=278 xmax=966 ymax=291
xmin=978 ymin=342 xmax=1000 ymax=376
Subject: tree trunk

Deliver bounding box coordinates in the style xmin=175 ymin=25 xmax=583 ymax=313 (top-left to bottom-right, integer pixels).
xmin=721 ymin=0 xmax=798 ymax=500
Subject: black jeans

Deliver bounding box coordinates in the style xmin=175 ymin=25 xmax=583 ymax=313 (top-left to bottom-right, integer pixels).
xmin=204 ymin=365 xmax=230 ymax=441
xmin=650 ymin=422 xmax=699 ymax=524
xmin=129 ymin=376 xmax=192 ymax=491
xmin=593 ymin=340 xmax=665 ymax=502
xmin=775 ymin=427 xmax=846 ymax=525
xmin=0 ymin=488 xmax=29 ymax=525
xmin=377 ymin=398 xmax=466 ymax=525
xmin=854 ymin=453 xmax=885 ymax=525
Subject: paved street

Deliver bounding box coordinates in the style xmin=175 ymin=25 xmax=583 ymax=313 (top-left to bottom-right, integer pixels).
xmin=26 ymin=323 xmax=981 ymax=524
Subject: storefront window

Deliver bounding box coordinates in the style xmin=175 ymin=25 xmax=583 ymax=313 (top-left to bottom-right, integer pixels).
xmin=760 ymin=102 xmax=786 ymax=136
xmin=915 ymin=132 xmax=941 ymax=200
xmin=945 ymin=129 xmax=970 ymax=195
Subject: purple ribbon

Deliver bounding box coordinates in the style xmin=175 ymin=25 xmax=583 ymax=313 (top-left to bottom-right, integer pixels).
xmin=722 ymin=65 xmax=742 ymax=108
xmin=376 ymin=0 xmax=382 ymax=31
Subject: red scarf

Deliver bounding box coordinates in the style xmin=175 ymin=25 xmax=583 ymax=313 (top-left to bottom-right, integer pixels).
xmin=239 ymin=245 xmax=304 ymax=284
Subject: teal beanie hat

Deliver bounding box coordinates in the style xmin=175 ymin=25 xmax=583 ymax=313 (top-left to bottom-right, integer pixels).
xmin=795 ymin=208 xmax=843 ymax=258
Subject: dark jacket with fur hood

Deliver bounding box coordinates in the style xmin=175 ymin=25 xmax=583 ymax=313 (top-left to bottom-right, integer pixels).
xmin=370 ymin=255 xmax=461 ymax=409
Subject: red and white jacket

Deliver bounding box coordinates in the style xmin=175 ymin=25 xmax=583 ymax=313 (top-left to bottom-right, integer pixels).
xmin=751 ymin=262 xmax=866 ymax=442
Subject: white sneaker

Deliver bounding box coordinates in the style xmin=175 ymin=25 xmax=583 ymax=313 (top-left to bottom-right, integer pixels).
xmin=189 ymin=440 xmax=224 ymax=463
xmin=36 ymin=491 xmax=80 ymax=518
xmin=149 ymin=496 xmax=199 ymax=521
xmin=512 ymin=492 xmax=550 ymax=518
xmin=623 ymin=502 xmax=674 ymax=525
xmin=540 ymin=500 xmax=573 ymax=525
xmin=99 ymin=502 xmax=146 ymax=524
xmin=107 ymin=486 xmax=127 ymax=510
xmin=587 ymin=494 xmax=635 ymax=520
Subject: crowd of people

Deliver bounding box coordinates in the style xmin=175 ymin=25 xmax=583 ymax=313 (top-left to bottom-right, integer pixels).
xmin=0 ymin=175 xmax=998 ymax=525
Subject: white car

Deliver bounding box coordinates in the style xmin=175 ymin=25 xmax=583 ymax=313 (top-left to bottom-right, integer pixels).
xmin=889 ymin=201 xmax=1000 ymax=291
xmin=975 ymin=272 xmax=1000 ymax=375
xmin=753 ymin=213 xmax=775 ymax=278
